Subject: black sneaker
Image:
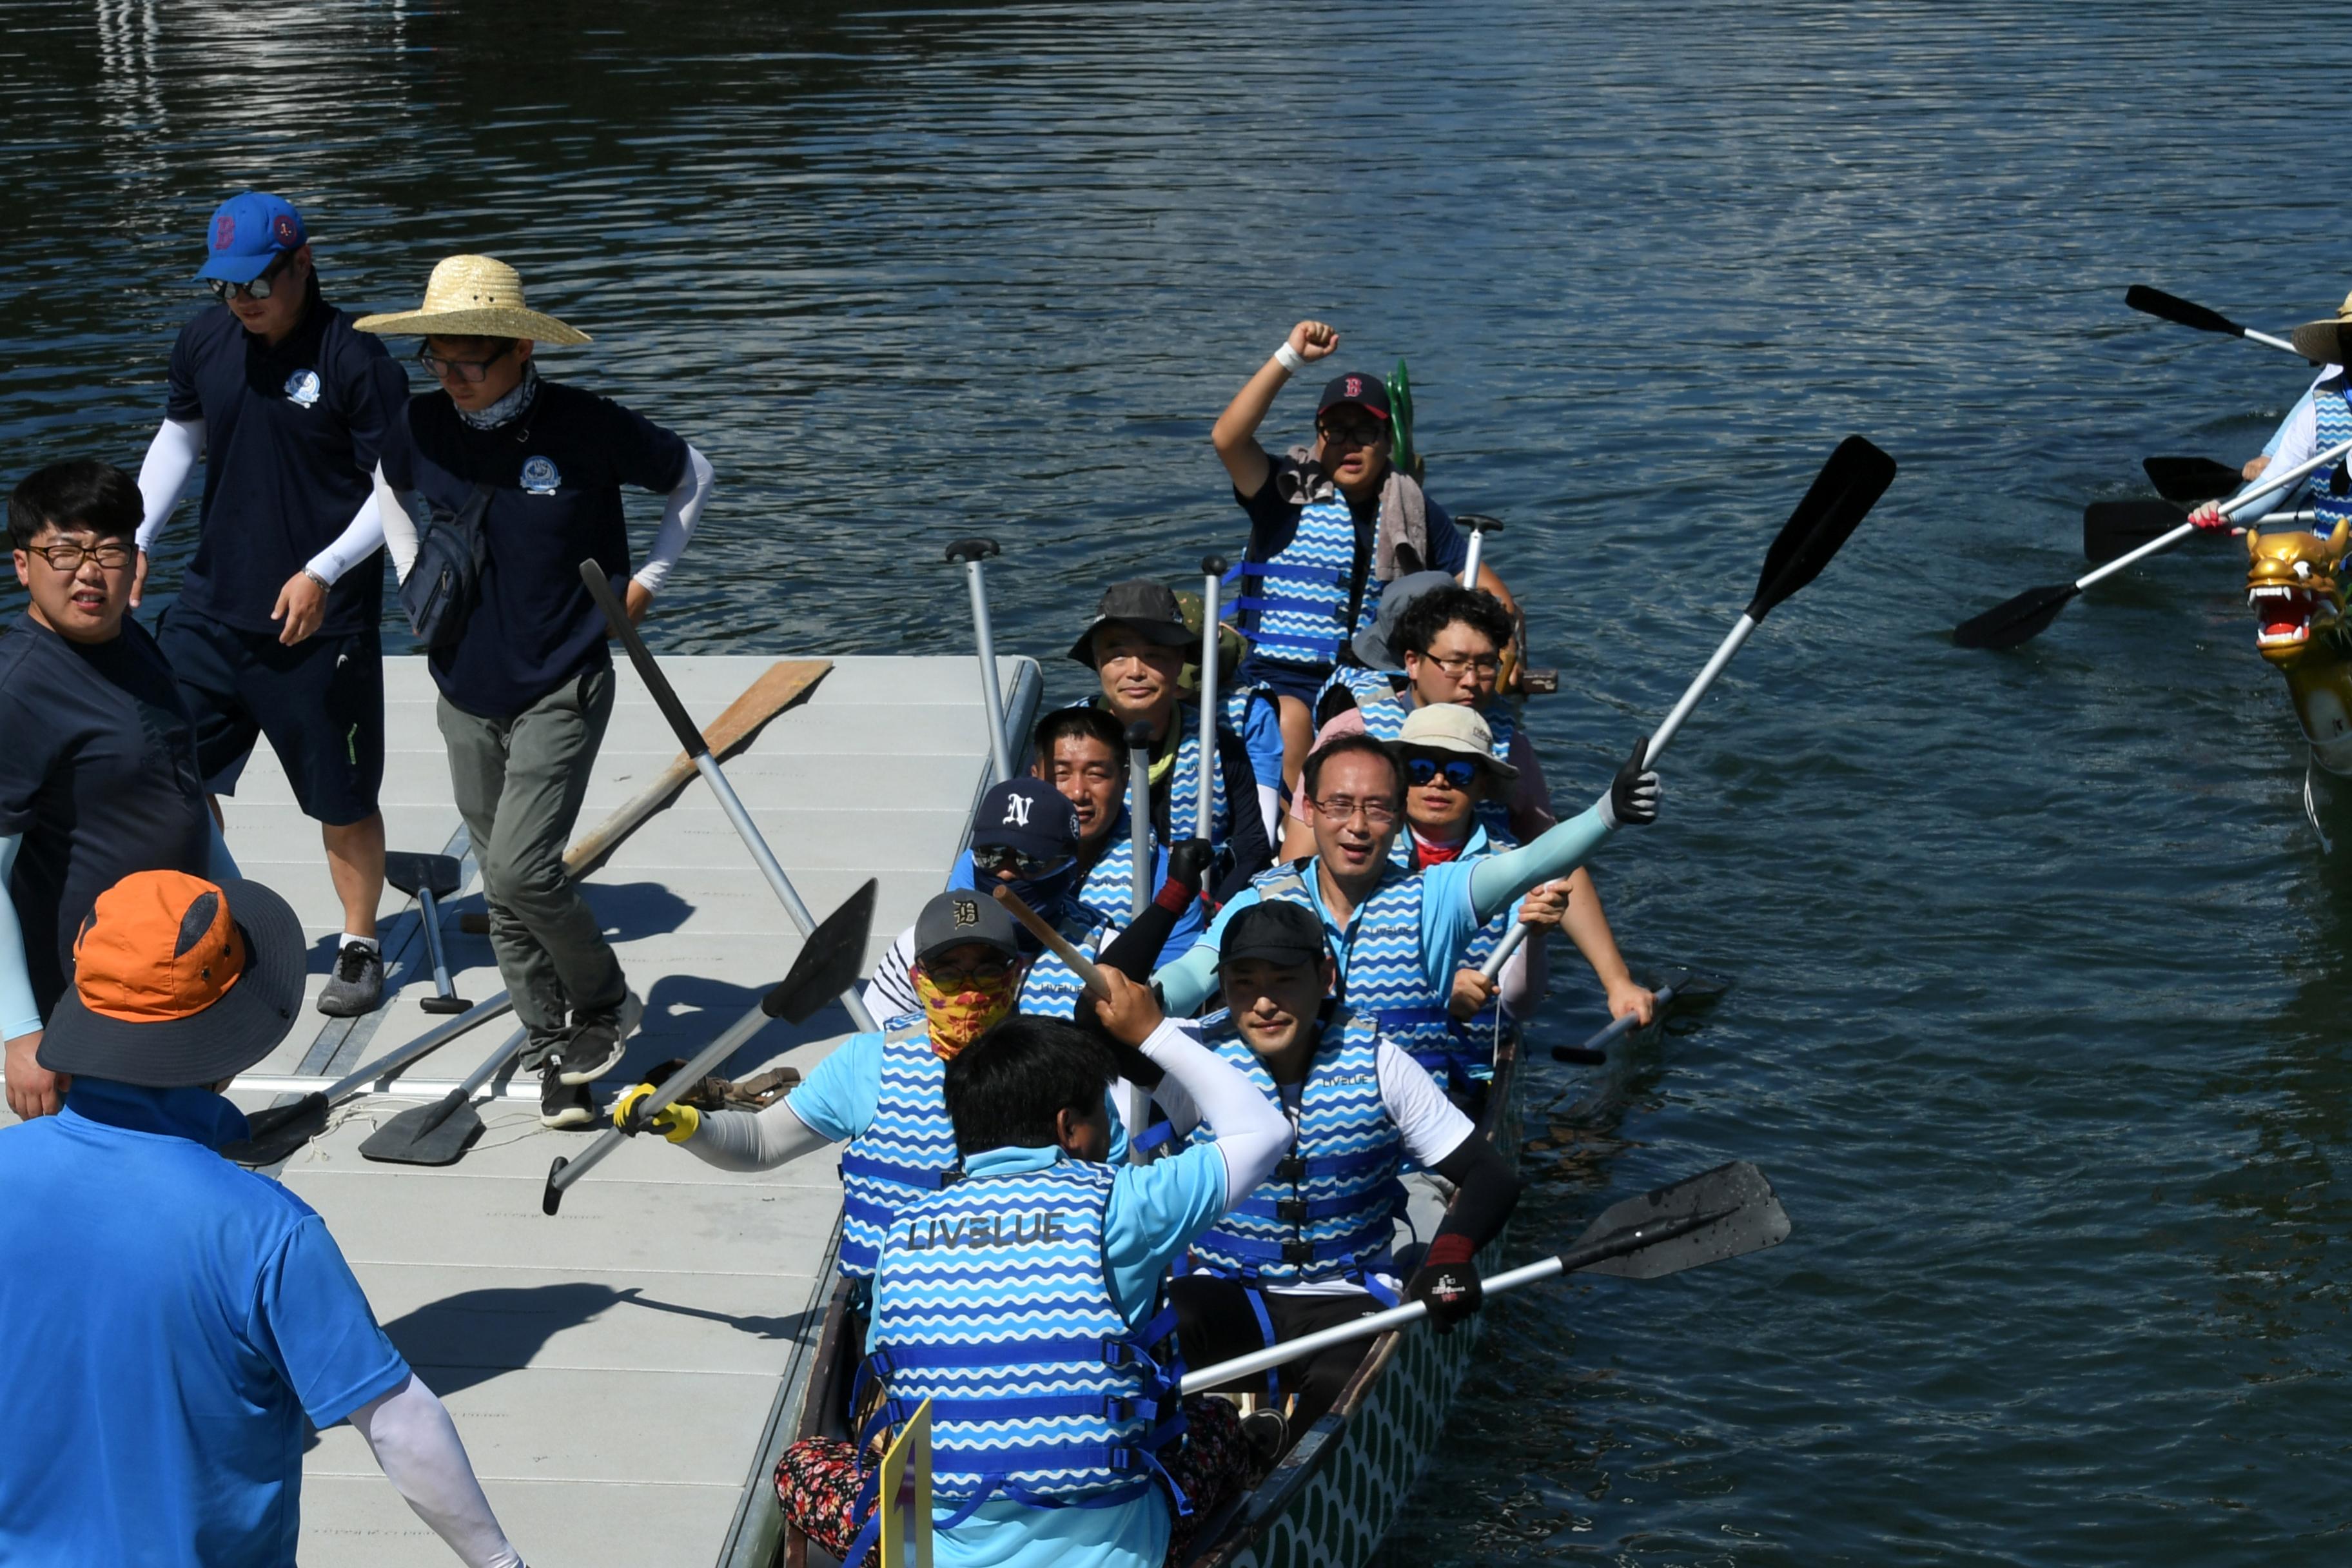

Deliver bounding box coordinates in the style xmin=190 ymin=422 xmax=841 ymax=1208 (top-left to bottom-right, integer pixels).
xmin=539 ymin=1071 xmax=597 ymax=1130
xmin=1240 ymin=1407 xmax=1289 ymax=1470
xmin=551 ymin=989 xmax=643 ymax=1086
xmin=317 ymin=941 xmax=384 ymax=1017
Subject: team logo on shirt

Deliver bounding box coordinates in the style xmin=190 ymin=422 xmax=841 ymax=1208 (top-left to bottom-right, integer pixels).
xmin=284 ymin=369 xmax=321 ymax=407
xmin=520 ymin=455 xmax=562 ymax=495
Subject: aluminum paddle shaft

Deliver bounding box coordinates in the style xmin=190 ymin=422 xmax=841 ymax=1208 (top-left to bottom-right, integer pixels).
xmin=1195 ymin=555 xmax=1227 ymax=843
xmin=542 ymin=992 xmax=775 ymax=1207
xmin=945 ymin=538 xmax=1014 ymax=785
xmin=2079 ymin=436 xmax=2352 ymax=593
xmin=1126 ymin=721 xmax=1154 ymax=918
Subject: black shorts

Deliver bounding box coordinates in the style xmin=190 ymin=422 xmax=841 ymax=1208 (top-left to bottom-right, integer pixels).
xmin=1235 ymin=653 xmax=1329 ymax=707
xmin=158 ymin=606 xmax=384 ymax=825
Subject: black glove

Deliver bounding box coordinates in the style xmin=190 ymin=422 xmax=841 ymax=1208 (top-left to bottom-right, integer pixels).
xmin=1166 ymin=838 xmax=1213 ymax=896
xmin=1603 ymin=736 xmax=1660 ymax=828
xmin=1404 ymin=1236 xmax=1484 ymax=1333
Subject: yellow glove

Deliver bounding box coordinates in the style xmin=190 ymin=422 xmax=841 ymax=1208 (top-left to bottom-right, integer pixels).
xmin=611 ymin=1083 xmax=700 ymax=1144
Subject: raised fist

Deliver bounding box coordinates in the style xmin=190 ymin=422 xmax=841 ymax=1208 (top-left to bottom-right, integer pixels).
xmin=1288 ymin=321 xmax=1340 ymax=363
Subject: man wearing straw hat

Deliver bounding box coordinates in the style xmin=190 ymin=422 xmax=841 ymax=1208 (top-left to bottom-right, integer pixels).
xmin=0 ymin=869 xmax=527 ymax=1566
xmin=2193 ymin=293 xmax=2352 ymax=537
xmin=357 ymin=255 xmax=714 ymax=1128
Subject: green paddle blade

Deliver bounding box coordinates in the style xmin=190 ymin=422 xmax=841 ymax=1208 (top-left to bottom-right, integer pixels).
xmin=1387 ymin=358 xmax=1417 ymax=481
xmin=2084 ymin=500 xmax=2188 ymax=564
xmin=1746 ymin=436 xmax=1899 ymax=620
xmin=2125 ymin=284 xmax=2243 ymax=338
xmin=1952 ymin=581 xmax=2081 ymax=649
xmin=1571 ymin=1161 xmax=1790 ymax=1281
xmin=2142 ymin=455 xmax=2243 ymax=505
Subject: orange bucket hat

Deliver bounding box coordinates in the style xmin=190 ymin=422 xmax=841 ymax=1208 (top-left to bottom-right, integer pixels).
xmin=38 ymin=870 xmax=304 ymax=1089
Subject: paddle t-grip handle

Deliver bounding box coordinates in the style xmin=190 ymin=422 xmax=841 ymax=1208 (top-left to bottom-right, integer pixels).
xmin=943 ymin=538 xmax=1001 ymax=564
xmin=579 ymin=562 xmax=706 ymax=757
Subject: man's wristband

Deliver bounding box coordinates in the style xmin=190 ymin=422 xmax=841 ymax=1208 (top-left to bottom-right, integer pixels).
xmin=1273 ymin=342 xmax=1308 ymax=375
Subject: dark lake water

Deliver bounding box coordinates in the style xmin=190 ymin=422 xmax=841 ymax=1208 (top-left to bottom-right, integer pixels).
xmin=9 ymin=1 xmax=2352 ymax=1561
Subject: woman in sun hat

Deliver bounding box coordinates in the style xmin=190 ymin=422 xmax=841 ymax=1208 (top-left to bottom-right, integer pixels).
xmin=2192 ymin=289 xmax=2352 ymax=539
xmin=0 ymin=869 xmax=527 ymax=1567
xmin=356 ymin=255 xmax=716 ymax=1129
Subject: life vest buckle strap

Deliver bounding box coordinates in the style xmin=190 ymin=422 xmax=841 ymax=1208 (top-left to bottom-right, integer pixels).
xmin=1282 ymin=1239 xmax=1317 ymax=1265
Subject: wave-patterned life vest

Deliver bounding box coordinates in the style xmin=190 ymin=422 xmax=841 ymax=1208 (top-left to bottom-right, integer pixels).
xmin=859 ymin=1159 xmax=1185 ymax=1523
xmin=1164 ymin=707 xmax=1236 ymax=850
xmin=1184 ymin=1006 xmax=1407 ymax=1284
xmin=1227 ymin=489 xmax=1370 ymax=669
xmin=1358 ymin=694 xmax=1522 ymax=842
xmin=2314 ymin=382 xmax=2352 ymax=534
xmin=1313 ymin=665 xmax=1404 ymax=725
xmin=836 ymin=1023 xmax=959 ymax=1279
xmin=1018 ymin=812 xmax=1137 ymax=1021
xmin=1388 ymin=820 xmax=1518 ymax=1093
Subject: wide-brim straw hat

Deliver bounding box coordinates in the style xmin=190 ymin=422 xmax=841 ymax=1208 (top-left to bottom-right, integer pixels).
xmin=2290 ymin=292 xmax=2352 ymax=363
xmin=1389 ymin=701 xmax=1517 ymax=780
xmin=353 ymin=254 xmax=591 ymax=344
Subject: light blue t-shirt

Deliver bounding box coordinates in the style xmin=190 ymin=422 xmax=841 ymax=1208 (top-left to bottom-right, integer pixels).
xmin=869 ymin=1141 xmax=1230 ymax=1568
xmin=0 ymin=1081 xmax=410 ymax=1568
xmin=1152 ymin=803 xmax=1612 ymax=1015
xmin=787 ymin=1028 xmax=1132 ymax=1164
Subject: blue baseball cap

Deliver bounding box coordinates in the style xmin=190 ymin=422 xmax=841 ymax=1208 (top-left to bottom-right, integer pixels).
xmin=970 ymin=778 xmax=1080 ymax=863
xmin=194 ymin=192 xmax=308 ymax=284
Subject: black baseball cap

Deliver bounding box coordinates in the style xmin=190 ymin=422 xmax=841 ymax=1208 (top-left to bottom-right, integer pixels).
xmin=1069 ymin=579 xmax=1197 ymax=667
xmin=914 ymin=889 xmax=1021 ymax=966
xmin=1316 ymin=371 xmax=1391 ymax=424
xmin=1217 ymin=901 xmax=1328 ymax=970
xmin=970 ymin=778 xmax=1081 ymax=862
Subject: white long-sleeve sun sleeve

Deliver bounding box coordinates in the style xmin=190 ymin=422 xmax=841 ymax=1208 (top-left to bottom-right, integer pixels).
xmin=375 ymin=462 xmax=420 ymax=582
xmin=135 ymin=417 xmax=205 ymax=551
xmin=631 ymin=444 xmax=713 ymax=594
xmin=348 ymin=1373 xmax=524 ymax=1568
xmin=303 ymin=491 xmax=387 ymax=585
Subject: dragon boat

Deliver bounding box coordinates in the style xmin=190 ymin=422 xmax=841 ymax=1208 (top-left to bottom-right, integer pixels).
xmin=2244 ymin=521 xmax=2352 ymax=850
xmin=783 ymin=1030 xmax=1526 ymax=1568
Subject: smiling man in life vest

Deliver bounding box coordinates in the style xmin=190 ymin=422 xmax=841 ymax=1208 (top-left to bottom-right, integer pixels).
xmin=1161 ymin=901 xmax=1524 ymax=1445
xmin=135 ymin=193 xmax=411 ymax=1019
xmin=358 ymin=255 xmax=714 ymax=1129
xmin=774 ymin=972 xmax=1289 ymax=1568
xmin=1211 ymin=320 xmax=1516 ymax=789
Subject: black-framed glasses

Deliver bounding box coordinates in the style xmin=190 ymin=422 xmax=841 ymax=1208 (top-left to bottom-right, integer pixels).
xmin=416 ymin=342 xmax=515 ymax=384
xmin=1422 ymin=651 xmax=1502 ymax=678
xmin=21 ymin=539 xmax=135 ymax=572
xmin=920 ymin=957 xmax=1015 ymax=990
xmin=203 ymin=253 xmax=293 ymax=304
xmin=972 ymin=845 xmax=1073 ymax=882
xmin=1402 ymin=754 xmax=1482 ymax=792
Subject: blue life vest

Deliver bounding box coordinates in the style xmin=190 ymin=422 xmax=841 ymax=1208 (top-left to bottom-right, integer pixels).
xmin=1018 ymin=807 xmax=1143 ymax=1020
xmin=1313 ymin=664 xmax=1404 ymax=722
xmin=1358 ymin=694 xmax=1522 ymax=842
xmin=2315 ymin=382 xmax=2352 ymax=534
xmin=1387 ymin=820 xmax=1517 ymax=1093
xmin=858 ymin=1158 xmax=1185 ymax=1526
xmin=1227 ymin=489 xmax=1370 ymax=669
xmin=1164 ymin=707 xmax=1235 ymax=850
xmin=836 ymin=1023 xmax=959 ymax=1279
xmin=1184 ymin=1007 xmax=1407 ymax=1284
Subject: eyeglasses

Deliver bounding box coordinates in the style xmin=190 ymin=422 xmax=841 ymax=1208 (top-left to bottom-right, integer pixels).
xmin=203 ymin=254 xmax=292 ymax=303
xmin=1421 ymin=651 xmax=1501 ymax=678
xmin=921 ymin=957 xmax=1014 ymax=989
xmin=1402 ymin=754 xmax=1482 ymax=792
xmin=416 ymin=342 xmax=515 ymax=384
xmin=972 ymin=844 xmax=1073 ymax=881
xmin=1310 ymin=794 xmax=1399 ymax=828
xmin=1317 ymin=415 xmax=1386 ymax=449
xmin=21 ymin=540 xmax=135 ymax=572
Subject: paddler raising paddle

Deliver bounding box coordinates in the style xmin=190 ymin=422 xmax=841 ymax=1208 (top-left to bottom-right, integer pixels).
xmin=1211 ymin=320 xmax=1516 ymax=790
xmin=2194 ymin=294 xmax=2352 ymax=536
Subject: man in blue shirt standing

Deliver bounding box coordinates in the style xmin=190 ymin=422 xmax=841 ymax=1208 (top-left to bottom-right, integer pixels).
xmin=362 ymin=254 xmax=714 ymax=1127
xmin=0 ymin=868 xmax=525 ymax=1567
xmin=135 ymin=193 xmax=412 ymax=1018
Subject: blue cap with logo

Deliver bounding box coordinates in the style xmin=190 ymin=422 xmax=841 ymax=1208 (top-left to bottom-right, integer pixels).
xmin=970 ymin=778 xmax=1080 ymax=862
xmin=195 ymin=191 xmax=308 ymax=284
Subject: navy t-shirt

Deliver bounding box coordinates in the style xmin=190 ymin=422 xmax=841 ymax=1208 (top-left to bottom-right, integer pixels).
xmin=382 ymin=381 xmax=689 ymax=720
xmin=0 ymin=614 xmax=213 ymax=1016
xmin=165 ymin=286 xmax=407 ymax=637
xmin=1235 ymin=462 xmax=1469 ymax=645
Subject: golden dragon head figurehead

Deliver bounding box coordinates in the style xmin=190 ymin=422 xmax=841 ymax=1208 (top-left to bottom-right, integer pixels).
xmin=2248 ymin=520 xmax=2351 ymax=665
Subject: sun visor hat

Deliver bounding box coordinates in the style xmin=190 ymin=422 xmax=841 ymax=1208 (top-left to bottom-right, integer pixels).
xmin=1069 ymin=580 xmax=1197 ymax=666
xmin=38 ymin=871 xmax=306 ymax=1088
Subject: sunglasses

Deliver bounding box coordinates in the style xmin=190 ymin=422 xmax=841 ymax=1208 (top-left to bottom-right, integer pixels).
xmin=972 ymin=844 xmax=1073 ymax=881
xmin=416 ymin=342 xmax=516 ymax=384
xmin=204 ymin=253 xmax=293 ymax=303
xmin=1402 ymin=753 xmax=1482 ymax=792
xmin=1317 ymin=415 xmax=1386 ymax=448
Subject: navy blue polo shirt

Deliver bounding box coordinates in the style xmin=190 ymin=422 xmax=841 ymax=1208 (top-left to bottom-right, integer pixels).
xmin=0 ymin=612 xmax=212 ymax=1017
xmin=1235 ymin=462 xmax=1469 ymax=640
xmin=382 ymin=380 xmax=689 ymax=720
xmin=165 ymin=285 xmax=408 ymax=636
xmin=0 ymin=1079 xmax=410 ymax=1567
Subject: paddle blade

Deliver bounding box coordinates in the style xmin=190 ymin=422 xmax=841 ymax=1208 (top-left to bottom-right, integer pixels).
xmin=1573 ymin=1161 xmax=1790 ymax=1280
xmin=219 ymin=1093 xmax=329 ymax=1168
xmin=1746 ymin=436 xmax=1898 ymax=620
xmin=763 ymin=877 xmax=878 ymax=1025
xmin=1952 ymin=581 xmax=2079 ymax=649
xmin=2124 ymin=284 xmax=2240 ymax=338
xmin=2084 ymin=500 xmax=2188 ymax=564
xmin=2141 ymin=455 xmax=2244 ymax=505
xmin=358 ymin=1090 xmax=485 ymax=1167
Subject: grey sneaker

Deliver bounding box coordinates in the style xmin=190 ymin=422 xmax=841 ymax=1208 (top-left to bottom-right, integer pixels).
xmin=553 ymin=989 xmax=643 ymax=1086
xmin=316 ymin=941 xmax=384 ymax=1017
xmin=538 ymin=1070 xmax=597 ymax=1130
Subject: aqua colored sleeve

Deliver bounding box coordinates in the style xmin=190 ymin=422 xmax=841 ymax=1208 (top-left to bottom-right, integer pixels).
xmin=0 ymin=836 xmax=37 ymax=1039
xmin=1101 ymin=1148 xmax=1230 ymax=1324
xmin=1467 ymin=805 xmax=1611 ymax=928
xmin=1152 ymin=885 xmax=1260 ymax=1017
xmin=783 ymin=1032 xmax=883 ymax=1144
xmin=1106 ymin=1089 xmax=1131 ymax=1164
xmin=1418 ymin=858 xmax=1485 ymax=992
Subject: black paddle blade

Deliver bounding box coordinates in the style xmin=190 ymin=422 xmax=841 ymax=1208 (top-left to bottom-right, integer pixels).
xmin=2141 ymin=455 xmax=2243 ymax=505
xmin=358 ymin=1089 xmax=484 ymax=1167
xmin=219 ymin=1092 xmax=329 ymax=1168
xmin=2084 ymin=500 xmax=2188 ymax=564
xmin=2124 ymin=284 xmax=2241 ymax=338
xmin=761 ymin=877 xmax=878 ymax=1025
xmin=1952 ymin=581 xmax=2080 ymax=649
xmin=1746 ymin=436 xmax=1898 ymax=620
xmin=1573 ymin=1161 xmax=1790 ymax=1281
